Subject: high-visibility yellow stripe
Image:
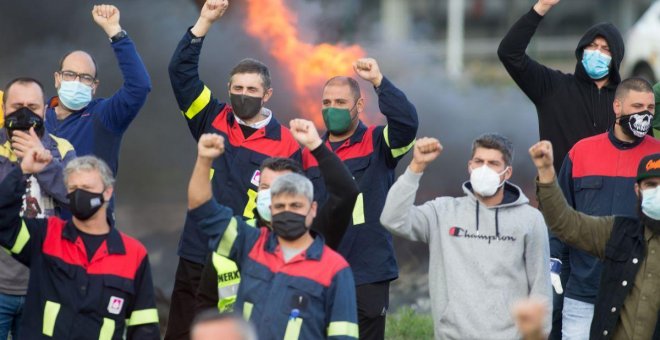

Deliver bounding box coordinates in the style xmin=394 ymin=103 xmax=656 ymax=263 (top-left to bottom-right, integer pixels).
xmin=243 ymin=189 xmax=257 ymax=219
xmin=352 ymin=193 xmax=365 ymax=225
xmin=99 ymin=318 xmax=115 ymax=340
xmin=212 ymin=252 xmax=241 ymax=312
xmin=49 ymin=134 xmax=75 ymax=159
xmin=0 ymin=91 xmax=4 ymax=127
xmin=183 ymin=86 xmax=211 ymax=119
xmin=246 ymin=218 xmax=257 ymax=227
xmin=217 ymin=218 xmax=238 ymax=257
xmin=126 ymin=308 xmax=159 ymax=326
xmin=327 ymin=321 xmax=359 ymax=338
xmin=243 ymin=302 xmax=254 ymax=321
xmin=283 ymin=317 xmax=303 ymax=340
xmin=0 ymin=141 xmax=17 ymax=162
xmin=383 ymin=125 xmax=415 ymax=158
xmin=42 ymin=300 xmax=60 ymax=336
xmin=209 ymin=168 xmax=215 ymax=181
xmin=11 ymin=220 xmax=30 ymax=254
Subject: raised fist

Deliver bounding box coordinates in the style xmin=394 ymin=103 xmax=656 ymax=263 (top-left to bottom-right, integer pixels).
xmin=353 ymin=58 xmax=384 ymax=87
xmin=289 ymin=119 xmax=322 ymax=150
xmin=20 ymin=147 xmax=53 ymax=175
xmin=409 ymin=137 xmax=442 ymax=173
xmin=198 ymin=133 xmax=225 ymax=160
xmin=528 ymin=141 xmax=554 ymax=171
xmin=200 ymin=0 xmax=229 ymax=23
xmin=92 ymin=4 xmax=122 ymax=38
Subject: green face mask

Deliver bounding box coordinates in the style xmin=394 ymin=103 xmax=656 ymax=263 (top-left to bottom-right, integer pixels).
xmin=322 ymin=106 xmax=355 ymax=135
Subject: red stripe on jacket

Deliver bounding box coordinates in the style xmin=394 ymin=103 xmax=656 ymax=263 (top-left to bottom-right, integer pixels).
xmin=569 ymin=134 xmax=660 ymax=178
xmin=42 ymin=218 xmax=146 ymax=280
xmin=248 ymin=228 xmax=349 ymax=287
xmin=303 ymin=126 xmax=377 ymax=169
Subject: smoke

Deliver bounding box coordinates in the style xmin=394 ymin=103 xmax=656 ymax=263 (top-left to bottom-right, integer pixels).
xmin=0 ymin=0 xmax=543 ymax=312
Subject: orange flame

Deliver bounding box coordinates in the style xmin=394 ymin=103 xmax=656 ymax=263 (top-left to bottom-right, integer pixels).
xmin=244 ymin=0 xmax=367 ymax=127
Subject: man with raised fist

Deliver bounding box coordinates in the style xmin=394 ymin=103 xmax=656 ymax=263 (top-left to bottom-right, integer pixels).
xmin=167 ymin=1 xmax=301 ymax=337
xmin=45 ymin=4 xmax=151 ymax=184
xmin=380 ymin=134 xmax=551 ymax=339
xmin=304 ymin=57 xmax=418 ymax=339
xmin=531 ymin=140 xmax=660 ymax=339
xmin=188 ymin=133 xmax=358 ymax=339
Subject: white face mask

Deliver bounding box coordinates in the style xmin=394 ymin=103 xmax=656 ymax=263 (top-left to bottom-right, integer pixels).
xmin=469 ymin=164 xmax=509 ymax=197
xmin=641 ymin=187 xmax=660 ymax=220
xmin=256 ymin=189 xmax=272 ymax=222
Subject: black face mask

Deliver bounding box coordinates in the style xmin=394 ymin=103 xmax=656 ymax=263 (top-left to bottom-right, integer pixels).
xmin=5 ymin=107 xmax=45 ymax=138
xmin=230 ymin=93 xmax=263 ymax=120
xmin=271 ymin=211 xmax=309 ymax=241
xmin=618 ymin=110 xmax=653 ymax=140
xmin=67 ymin=189 xmax=105 ymax=221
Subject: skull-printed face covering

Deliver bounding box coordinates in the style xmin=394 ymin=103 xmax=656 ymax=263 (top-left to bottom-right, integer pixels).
xmin=618 ymin=110 xmax=653 ymax=140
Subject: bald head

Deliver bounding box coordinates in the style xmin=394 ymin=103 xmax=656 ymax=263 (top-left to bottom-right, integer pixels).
xmin=59 ymin=51 xmax=98 ymax=78
xmin=323 ymin=76 xmax=361 ymax=103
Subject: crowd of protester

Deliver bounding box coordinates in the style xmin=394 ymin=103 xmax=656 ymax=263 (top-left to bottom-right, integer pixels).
xmin=0 ymin=0 xmax=658 ymax=339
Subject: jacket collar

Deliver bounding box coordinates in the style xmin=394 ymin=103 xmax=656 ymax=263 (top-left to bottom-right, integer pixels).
xmin=322 ymin=121 xmax=368 ymax=147
xmin=265 ymin=231 xmax=325 ymax=261
xmin=62 ymin=218 xmax=125 ymax=255
xmin=227 ymin=109 xmax=282 ymax=141
xmin=608 ymin=129 xmax=645 ymax=150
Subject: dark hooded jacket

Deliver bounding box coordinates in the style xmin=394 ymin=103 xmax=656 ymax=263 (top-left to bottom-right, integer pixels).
xmin=498 ymin=7 xmax=624 ymax=171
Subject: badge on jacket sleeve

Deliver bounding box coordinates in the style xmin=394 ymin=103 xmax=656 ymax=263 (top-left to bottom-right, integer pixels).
xmin=107 ymin=296 xmax=124 ymax=315
xmin=251 ymin=170 xmax=261 ymax=187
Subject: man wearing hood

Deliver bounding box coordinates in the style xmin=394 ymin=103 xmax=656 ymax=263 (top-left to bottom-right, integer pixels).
xmin=498 ymin=1 xmax=625 ymax=336
xmin=498 ymin=0 xmax=624 ymax=172
xmin=555 ymin=77 xmax=660 ymax=339
xmin=531 ymin=141 xmax=660 ymax=339
xmin=380 ymin=133 xmax=552 ymax=339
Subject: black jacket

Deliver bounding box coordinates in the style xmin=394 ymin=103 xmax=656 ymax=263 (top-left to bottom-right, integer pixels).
xmin=498 ymin=7 xmax=624 ymax=171
xmin=591 ymin=216 xmax=660 ymax=339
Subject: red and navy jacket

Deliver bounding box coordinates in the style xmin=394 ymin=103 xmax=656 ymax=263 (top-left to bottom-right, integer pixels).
xmin=554 ymin=131 xmax=660 ymax=304
xmin=189 ymin=199 xmax=359 ymax=340
xmin=169 ymin=29 xmax=302 ymax=264
xmin=302 ymin=77 xmax=418 ymax=285
xmin=0 ymin=167 xmax=159 ymax=340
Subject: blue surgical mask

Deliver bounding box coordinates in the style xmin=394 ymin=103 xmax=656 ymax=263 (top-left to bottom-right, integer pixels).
xmin=58 ymin=80 xmax=93 ymax=111
xmin=581 ymin=49 xmax=611 ymax=80
xmin=641 ymin=187 xmax=660 ymax=220
xmin=256 ymin=189 xmax=271 ymax=222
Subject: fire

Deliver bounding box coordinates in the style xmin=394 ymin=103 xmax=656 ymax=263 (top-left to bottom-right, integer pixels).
xmin=244 ymin=0 xmax=368 ymax=127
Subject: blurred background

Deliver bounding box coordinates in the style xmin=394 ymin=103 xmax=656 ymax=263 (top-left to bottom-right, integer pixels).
xmin=1 ymin=0 xmax=659 ymax=331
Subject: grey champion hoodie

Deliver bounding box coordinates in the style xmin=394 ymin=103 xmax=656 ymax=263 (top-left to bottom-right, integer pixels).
xmin=380 ymin=168 xmax=552 ymax=339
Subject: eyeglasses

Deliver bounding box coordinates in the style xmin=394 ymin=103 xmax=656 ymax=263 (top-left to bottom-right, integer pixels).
xmin=58 ymin=70 xmax=96 ymax=86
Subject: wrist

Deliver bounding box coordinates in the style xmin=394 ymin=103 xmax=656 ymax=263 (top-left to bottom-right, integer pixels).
xmin=372 ymin=75 xmax=383 ymax=88
xmin=409 ymin=161 xmax=426 ymax=174
xmin=104 ymin=25 xmax=122 ymax=38
xmin=306 ymin=139 xmax=323 ymax=151
xmin=196 ymin=156 xmax=214 ymax=167
xmin=191 ymin=17 xmax=213 ymax=37
xmin=537 ymin=167 xmax=555 ymax=183
xmin=532 ymin=2 xmax=551 ymax=16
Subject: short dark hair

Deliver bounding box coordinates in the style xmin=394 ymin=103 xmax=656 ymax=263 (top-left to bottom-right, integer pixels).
xmin=471 ymin=133 xmax=514 ymax=166
xmin=615 ymin=77 xmax=653 ymax=101
xmin=191 ymin=310 xmax=257 ymax=340
xmin=58 ymin=50 xmax=99 ymax=78
xmin=324 ymin=76 xmax=361 ymax=103
xmin=259 ymin=157 xmax=303 ymax=175
xmin=3 ymin=77 xmax=45 ymax=105
xmin=229 ymin=58 xmax=271 ymax=89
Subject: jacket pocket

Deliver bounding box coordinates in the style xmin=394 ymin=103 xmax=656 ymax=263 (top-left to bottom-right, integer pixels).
xmin=282 ymin=279 xmax=324 ymax=320
xmin=102 ymin=276 xmax=135 ymax=318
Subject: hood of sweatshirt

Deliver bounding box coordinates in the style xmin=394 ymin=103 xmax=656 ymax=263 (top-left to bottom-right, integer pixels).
xmin=574 ymin=22 xmax=624 ymax=88
xmin=462 ymin=181 xmax=530 ymax=237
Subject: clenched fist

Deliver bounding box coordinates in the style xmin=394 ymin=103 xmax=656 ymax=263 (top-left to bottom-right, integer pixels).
xmin=92 ymin=4 xmax=122 ymax=38
xmin=512 ymin=297 xmax=548 ymax=340
xmin=198 ymin=133 xmax=225 ymax=160
xmin=353 ymin=58 xmax=384 ymax=87
xmin=192 ymin=0 xmax=229 ymax=37
xmin=20 ymin=147 xmax=53 ymax=175
xmin=528 ymin=140 xmax=555 ymax=183
xmin=409 ymin=137 xmax=443 ymax=174
xmin=289 ymin=119 xmax=322 ymax=150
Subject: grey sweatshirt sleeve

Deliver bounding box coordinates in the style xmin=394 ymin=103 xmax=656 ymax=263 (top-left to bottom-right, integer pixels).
xmin=525 ymin=212 xmax=553 ymax=334
xmin=380 ymin=167 xmax=435 ymax=243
